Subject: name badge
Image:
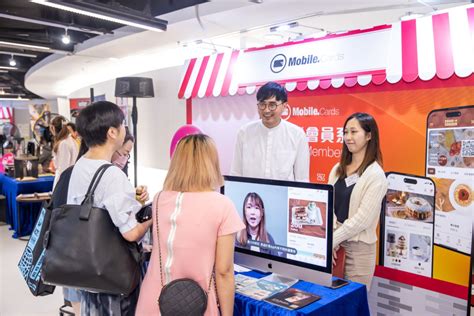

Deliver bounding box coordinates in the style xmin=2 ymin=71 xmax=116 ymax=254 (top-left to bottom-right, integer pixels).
xmin=345 ymin=174 xmax=359 ymax=187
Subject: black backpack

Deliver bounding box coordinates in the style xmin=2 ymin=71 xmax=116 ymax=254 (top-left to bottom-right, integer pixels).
xmin=17 ymin=166 xmax=74 ymax=296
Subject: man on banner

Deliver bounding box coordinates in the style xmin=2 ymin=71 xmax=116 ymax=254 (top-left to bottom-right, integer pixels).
xmin=230 ymin=81 xmax=309 ymax=181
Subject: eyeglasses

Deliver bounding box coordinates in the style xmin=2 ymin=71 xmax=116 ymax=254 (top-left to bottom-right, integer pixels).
xmin=257 ymin=101 xmax=282 ymax=111
xmin=115 ymin=151 xmax=130 ymax=159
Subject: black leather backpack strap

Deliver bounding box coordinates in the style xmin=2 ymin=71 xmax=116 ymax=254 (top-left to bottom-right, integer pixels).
xmin=79 ymin=164 xmax=113 ymax=220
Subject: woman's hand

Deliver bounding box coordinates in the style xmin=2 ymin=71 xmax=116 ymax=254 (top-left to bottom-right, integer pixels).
xmin=135 ymin=185 xmax=149 ymax=204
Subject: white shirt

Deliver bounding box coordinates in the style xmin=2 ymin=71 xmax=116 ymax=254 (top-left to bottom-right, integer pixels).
xmin=67 ymin=157 xmax=140 ymax=234
xmin=53 ymin=135 xmax=79 ymax=188
xmin=230 ymin=120 xmax=309 ymax=182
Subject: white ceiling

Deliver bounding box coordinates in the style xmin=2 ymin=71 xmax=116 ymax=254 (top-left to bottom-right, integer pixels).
xmin=25 ymin=0 xmax=471 ymax=99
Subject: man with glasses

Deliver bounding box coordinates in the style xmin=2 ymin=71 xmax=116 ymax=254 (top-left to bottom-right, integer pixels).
xmin=230 ymin=81 xmax=309 ymax=181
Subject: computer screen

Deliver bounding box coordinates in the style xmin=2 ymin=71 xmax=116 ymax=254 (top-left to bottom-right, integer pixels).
xmin=222 ymin=176 xmax=334 ymax=285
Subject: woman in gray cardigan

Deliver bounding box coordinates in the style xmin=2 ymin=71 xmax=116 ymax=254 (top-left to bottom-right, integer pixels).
xmin=329 ymin=112 xmax=388 ymax=291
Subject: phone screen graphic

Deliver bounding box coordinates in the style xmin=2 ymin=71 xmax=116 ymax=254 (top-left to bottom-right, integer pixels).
xmin=382 ymin=173 xmax=435 ymax=277
xmin=426 ymin=106 xmax=473 ymax=255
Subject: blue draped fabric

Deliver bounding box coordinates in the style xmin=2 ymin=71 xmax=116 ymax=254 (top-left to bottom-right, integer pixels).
xmin=0 ymin=174 xmax=54 ymax=238
xmin=234 ymin=271 xmax=370 ymax=316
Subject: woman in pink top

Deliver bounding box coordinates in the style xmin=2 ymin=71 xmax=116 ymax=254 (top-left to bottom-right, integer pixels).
xmin=136 ymin=134 xmax=245 ymax=316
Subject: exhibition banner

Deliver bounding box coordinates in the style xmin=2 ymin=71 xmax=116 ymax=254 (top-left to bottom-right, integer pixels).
xmin=286 ymin=79 xmax=474 ymax=290
xmin=234 ymin=27 xmax=391 ymax=86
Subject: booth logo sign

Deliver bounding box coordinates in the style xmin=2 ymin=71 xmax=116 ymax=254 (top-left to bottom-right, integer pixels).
xmin=270 ymin=52 xmax=344 ymax=73
xmin=270 ymin=54 xmax=287 ymax=73
xmin=282 ymin=105 xmax=340 ymax=120
xmin=281 ymin=104 xmax=292 ymax=120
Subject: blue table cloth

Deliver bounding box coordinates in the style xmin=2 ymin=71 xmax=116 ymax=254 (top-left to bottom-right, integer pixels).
xmin=234 ymin=270 xmax=370 ymax=316
xmin=0 ymin=173 xmax=54 ymax=238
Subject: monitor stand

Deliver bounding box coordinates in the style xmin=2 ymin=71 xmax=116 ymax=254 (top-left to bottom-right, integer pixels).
xmin=262 ymin=273 xmax=298 ymax=287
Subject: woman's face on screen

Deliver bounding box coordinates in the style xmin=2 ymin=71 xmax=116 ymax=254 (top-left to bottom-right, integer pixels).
xmin=245 ymin=199 xmax=263 ymax=229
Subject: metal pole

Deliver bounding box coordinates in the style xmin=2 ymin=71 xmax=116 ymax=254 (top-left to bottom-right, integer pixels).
xmin=131 ymin=96 xmax=138 ymax=187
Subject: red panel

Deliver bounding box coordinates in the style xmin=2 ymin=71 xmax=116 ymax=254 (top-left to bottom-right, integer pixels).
xmin=375 ymin=266 xmax=468 ymax=300
xmin=372 ymin=73 xmax=387 ymax=85
xmin=186 ymin=98 xmax=192 ymax=124
xmin=432 ymin=13 xmax=455 ymax=80
xmin=344 ymin=77 xmax=358 ymax=87
xmin=288 ymin=74 xmax=474 ymax=97
xmin=220 ymin=51 xmax=240 ymax=97
xmin=190 ymin=56 xmax=209 ymax=98
xmin=401 ymin=19 xmax=419 ymax=82
xmin=205 ymin=53 xmax=224 ymax=97
xmin=468 ymin=8 xmax=474 ymax=42
xmin=296 ymin=81 xmax=308 ymax=91
xmin=319 ymin=79 xmax=332 ymax=89
xmin=178 ymin=58 xmax=196 ymax=99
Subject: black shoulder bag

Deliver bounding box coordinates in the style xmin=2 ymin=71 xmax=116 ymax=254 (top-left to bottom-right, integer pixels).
xmin=42 ymin=164 xmax=141 ymax=295
xmin=156 ymin=192 xmax=213 ymax=316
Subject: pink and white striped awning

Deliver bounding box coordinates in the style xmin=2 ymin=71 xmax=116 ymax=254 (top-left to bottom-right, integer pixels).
xmin=178 ymin=5 xmax=474 ymax=99
xmin=0 ymin=107 xmax=12 ymax=120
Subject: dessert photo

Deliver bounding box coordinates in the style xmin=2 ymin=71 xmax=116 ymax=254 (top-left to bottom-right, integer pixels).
xmin=409 ymin=233 xmax=431 ymax=263
xmin=385 ymin=190 xmax=434 ymax=223
xmin=288 ymin=199 xmax=326 ymax=238
xmin=386 ymin=230 xmax=408 ymax=259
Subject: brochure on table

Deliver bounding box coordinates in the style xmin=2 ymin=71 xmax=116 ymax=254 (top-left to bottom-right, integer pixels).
xmin=235 ymin=274 xmax=298 ymax=301
xmin=264 ymin=288 xmax=321 ymax=310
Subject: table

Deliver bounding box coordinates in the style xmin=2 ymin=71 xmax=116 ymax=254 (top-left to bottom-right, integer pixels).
xmin=16 ymin=193 xmax=51 ymax=238
xmin=0 ymin=173 xmax=54 ymax=238
xmin=234 ymin=271 xmax=370 ymax=316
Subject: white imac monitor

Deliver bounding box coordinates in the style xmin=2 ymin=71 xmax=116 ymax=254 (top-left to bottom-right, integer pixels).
xmin=222 ymin=176 xmax=334 ymax=286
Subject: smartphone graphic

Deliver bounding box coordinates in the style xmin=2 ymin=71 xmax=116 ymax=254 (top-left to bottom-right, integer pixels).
xmin=381 ymin=172 xmax=435 ymax=277
xmin=329 ymin=278 xmax=349 ymax=289
xmin=426 ymin=106 xmax=474 ymax=255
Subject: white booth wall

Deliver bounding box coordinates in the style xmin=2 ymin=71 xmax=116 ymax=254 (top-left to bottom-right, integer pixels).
xmin=66 ymin=66 xmax=186 ymax=196
xmin=192 ymin=94 xmax=259 ymax=175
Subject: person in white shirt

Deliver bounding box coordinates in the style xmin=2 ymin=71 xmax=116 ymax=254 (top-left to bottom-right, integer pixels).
xmin=230 ymin=82 xmax=309 ymax=182
xmin=51 ymin=116 xmax=79 ymax=188
xmin=68 ymin=101 xmax=151 ymax=315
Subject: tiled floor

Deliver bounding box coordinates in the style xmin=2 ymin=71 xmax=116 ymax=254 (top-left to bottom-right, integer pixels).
xmin=0 ymin=225 xmax=63 ymax=316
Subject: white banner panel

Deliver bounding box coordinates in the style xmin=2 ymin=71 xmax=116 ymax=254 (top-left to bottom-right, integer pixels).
xmin=234 ymin=28 xmax=391 ymax=86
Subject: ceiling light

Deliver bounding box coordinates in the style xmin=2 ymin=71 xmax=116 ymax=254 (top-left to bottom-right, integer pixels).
xmin=61 ymin=29 xmax=71 ymax=44
xmin=0 ymin=51 xmax=36 ymax=58
xmin=179 ymin=40 xmax=203 ymax=47
xmin=31 ymin=0 xmax=167 ymax=32
xmin=0 ymin=89 xmax=5 ymax=95
xmin=270 ymin=22 xmax=299 ymax=32
xmin=400 ymin=12 xmax=424 ymax=21
xmin=0 ymin=40 xmax=51 ymax=50
xmin=9 ymin=56 xmax=16 ymax=67
xmin=0 ymin=66 xmax=17 ymax=70
xmin=0 ymin=97 xmax=31 ymax=101
xmin=0 ymin=70 xmax=8 ymax=73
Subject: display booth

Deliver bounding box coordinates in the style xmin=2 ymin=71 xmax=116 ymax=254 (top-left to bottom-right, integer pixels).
xmin=178 ymin=4 xmax=474 ymax=315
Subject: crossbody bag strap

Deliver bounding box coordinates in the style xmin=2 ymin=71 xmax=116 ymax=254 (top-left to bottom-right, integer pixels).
xmin=155 ymin=191 xmax=214 ymax=293
xmin=79 ymin=164 xmax=113 ymax=220
xmin=82 ymin=164 xmax=113 ymax=204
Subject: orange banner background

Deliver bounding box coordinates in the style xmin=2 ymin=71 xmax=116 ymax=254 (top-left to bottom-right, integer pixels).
xmin=288 ymin=78 xmax=474 ymax=184
xmin=288 ymin=76 xmax=474 ymax=288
